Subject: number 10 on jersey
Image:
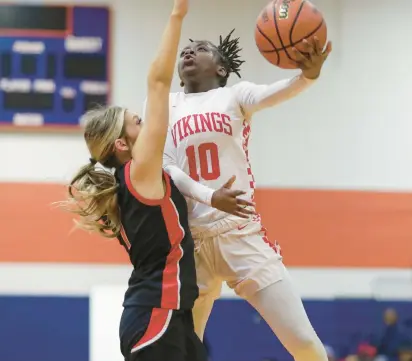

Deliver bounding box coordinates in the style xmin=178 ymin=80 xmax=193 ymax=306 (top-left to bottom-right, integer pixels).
xmin=185 ymin=142 xmax=220 ymax=181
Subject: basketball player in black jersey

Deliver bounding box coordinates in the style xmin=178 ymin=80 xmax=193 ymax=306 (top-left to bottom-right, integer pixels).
xmin=59 ymin=1 xmax=207 ymax=360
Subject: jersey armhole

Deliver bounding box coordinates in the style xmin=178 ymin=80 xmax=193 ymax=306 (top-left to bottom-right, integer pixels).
xmin=117 ymin=226 xmax=131 ymax=251
xmin=124 ymin=160 xmax=171 ymax=206
xmin=231 ymin=82 xmax=252 ymax=122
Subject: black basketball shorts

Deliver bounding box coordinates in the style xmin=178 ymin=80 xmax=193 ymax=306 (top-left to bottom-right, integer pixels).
xmin=120 ymin=306 xmax=207 ymax=361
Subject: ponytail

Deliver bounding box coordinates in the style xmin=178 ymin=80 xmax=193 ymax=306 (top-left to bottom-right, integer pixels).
xmin=58 ymin=105 xmax=127 ymax=238
xmin=61 ymin=162 xmax=121 ymax=238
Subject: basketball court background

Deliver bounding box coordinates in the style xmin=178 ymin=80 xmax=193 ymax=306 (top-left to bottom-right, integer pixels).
xmin=1 ymin=0 xmax=411 ymax=361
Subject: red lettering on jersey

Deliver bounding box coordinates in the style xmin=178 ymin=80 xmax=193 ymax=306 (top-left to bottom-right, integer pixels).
xmin=171 ymin=112 xmax=233 ymax=146
xmin=199 ymin=113 xmax=213 ymax=132
xmin=221 ymin=114 xmax=232 ymax=136
xmin=171 ymin=123 xmax=178 ymax=147
xmin=211 ymin=112 xmax=223 ymax=132
xmin=182 ymin=115 xmax=195 ymax=137
xmin=177 ymin=118 xmax=184 ymax=141
xmin=192 ymin=114 xmax=201 ymax=134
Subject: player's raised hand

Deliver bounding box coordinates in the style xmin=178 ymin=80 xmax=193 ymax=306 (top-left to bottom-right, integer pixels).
xmin=293 ymin=36 xmax=332 ymax=80
xmin=211 ymin=176 xmax=256 ymax=219
xmin=172 ymin=0 xmax=189 ymax=17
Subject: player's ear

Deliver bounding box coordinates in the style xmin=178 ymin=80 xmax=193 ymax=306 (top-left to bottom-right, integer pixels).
xmin=114 ymin=137 xmax=128 ymax=151
xmin=216 ymin=65 xmax=227 ymax=78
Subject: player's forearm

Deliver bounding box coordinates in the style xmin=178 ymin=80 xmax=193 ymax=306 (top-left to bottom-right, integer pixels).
xmin=252 ymin=73 xmax=315 ymax=112
xmin=164 ymin=165 xmax=214 ymax=206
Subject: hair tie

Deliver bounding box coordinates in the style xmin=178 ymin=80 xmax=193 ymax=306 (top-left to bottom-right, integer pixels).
xmin=89 ymin=158 xmax=97 ymax=165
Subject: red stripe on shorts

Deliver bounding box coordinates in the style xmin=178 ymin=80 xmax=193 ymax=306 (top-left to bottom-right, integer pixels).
xmin=260 ymin=224 xmax=282 ymax=255
xmin=131 ymin=308 xmax=172 ymax=353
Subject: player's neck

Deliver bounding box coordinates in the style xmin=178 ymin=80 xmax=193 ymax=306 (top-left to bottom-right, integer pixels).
xmin=184 ymin=79 xmax=220 ymax=94
xmin=117 ymin=152 xmax=132 ymax=167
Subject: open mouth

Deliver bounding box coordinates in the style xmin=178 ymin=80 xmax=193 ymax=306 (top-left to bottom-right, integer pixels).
xmin=182 ymin=55 xmax=195 ymax=67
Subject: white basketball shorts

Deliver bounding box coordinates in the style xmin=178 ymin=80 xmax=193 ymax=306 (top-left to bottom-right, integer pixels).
xmin=190 ymin=217 xmax=283 ymax=300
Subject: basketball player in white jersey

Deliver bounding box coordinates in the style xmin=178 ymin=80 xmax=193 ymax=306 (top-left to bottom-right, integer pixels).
xmin=147 ymin=30 xmax=331 ymax=361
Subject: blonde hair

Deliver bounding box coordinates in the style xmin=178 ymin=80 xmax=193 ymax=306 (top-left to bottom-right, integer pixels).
xmin=61 ymin=105 xmax=126 ymax=238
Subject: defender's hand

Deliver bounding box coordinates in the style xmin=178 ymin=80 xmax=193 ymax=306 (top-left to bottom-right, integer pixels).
xmin=172 ymin=0 xmax=189 ymax=17
xmin=211 ymin=176 xmax=256 ymax=219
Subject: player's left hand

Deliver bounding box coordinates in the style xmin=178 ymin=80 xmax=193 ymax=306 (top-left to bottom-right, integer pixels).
xmin=293 ymin=37 xmax=332 ymax=80
xmin=211 ymin=176 xmax=256 ymax=219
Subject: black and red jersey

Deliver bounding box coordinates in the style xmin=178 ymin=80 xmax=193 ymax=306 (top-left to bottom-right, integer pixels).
xmin=115 ymin=161 xmax=198 ymax=310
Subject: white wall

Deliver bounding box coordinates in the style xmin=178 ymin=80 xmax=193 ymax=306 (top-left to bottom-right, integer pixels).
xmin=1 ymin=0 xmax=411 ymax=299
xmin=2 ymin=263 xmax=412 ymax=299
xmin=2 ymin=0 xmax=411 ymax=189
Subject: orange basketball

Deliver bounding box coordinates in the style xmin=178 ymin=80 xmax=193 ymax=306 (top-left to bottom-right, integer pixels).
xmin=255 ymin=0 xmax=327 ymax=69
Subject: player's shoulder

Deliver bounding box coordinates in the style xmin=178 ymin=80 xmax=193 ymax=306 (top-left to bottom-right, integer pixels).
xmin=168 ymin=91 xmax=182 ymax=107
xmin=222 ymin=82 xmax=258 ymax=105
xmin=168 ymin=91 xmax=180 ymax=101
xmin=230 ymin=81 xmax=257 ymax=92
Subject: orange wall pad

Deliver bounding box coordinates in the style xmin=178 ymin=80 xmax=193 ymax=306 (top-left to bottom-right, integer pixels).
xmin=1 ymin=183 xmax=411 ymax=267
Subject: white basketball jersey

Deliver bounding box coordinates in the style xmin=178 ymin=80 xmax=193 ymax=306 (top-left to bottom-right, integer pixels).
xmin=163 ymin=82 xmax=259 ymax=230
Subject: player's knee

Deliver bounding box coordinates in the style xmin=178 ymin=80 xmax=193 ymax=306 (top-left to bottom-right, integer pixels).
xmin=291 ymin=333 xmax=327 ymax=361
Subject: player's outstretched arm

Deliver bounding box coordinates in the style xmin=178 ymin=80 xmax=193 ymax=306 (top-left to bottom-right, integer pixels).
xmin=129 ymin=0 xmax=188 ymax=190
xmin=235 ymin=37 xmax=332 ymax=118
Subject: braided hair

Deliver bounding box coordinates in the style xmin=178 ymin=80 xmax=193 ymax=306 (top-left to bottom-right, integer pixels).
xmin=189 ymin=29 xmax=245 ymax=87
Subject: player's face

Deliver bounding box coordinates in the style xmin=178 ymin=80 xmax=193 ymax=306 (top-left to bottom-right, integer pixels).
xmin=178 ymin=41 xmax=219 ymax=81
xmin=123 ymin=110 xmax=143 ymax=147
